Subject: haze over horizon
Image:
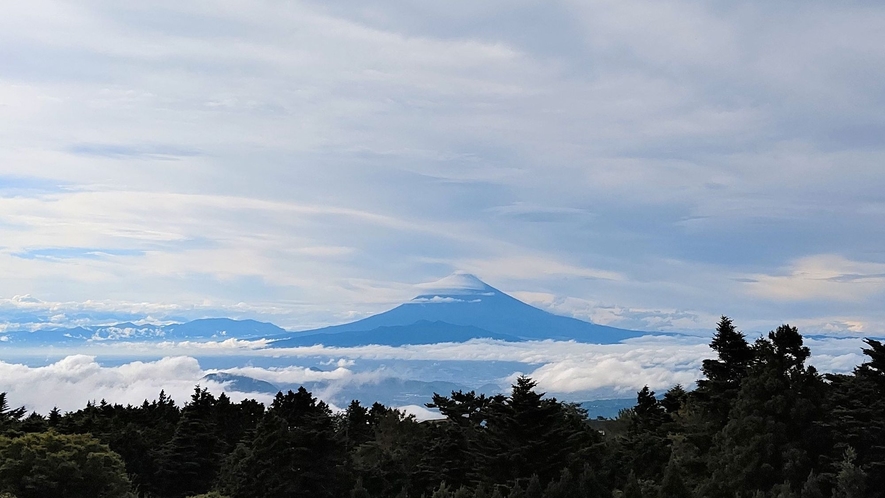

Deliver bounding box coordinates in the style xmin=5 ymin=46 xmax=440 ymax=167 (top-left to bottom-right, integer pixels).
xmin=2 ymin=1 xmax=885 ymax=337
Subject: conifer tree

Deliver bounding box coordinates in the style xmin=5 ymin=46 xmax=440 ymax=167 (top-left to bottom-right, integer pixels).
xmin=525 ymin=475 xmax=543 ymax=498
xmin=452 ymin=486 xmax=472 ymax=498
xmin=832 ymin=448 xmax=866 ymax=498
xmin=694 ymin=316 xmax=754 ymax=428
xmin=431 ymin=482 xmax=452 ymax=498
xmin=478 ymin=377 xmax=599 ymax=487
xmin=703 ymin=325 xmax=825 ymax=496
xmin=351 ymin=477 xmax=372 ymax=498
xmin=157 ymin=387 xmax=221 ymax=498
xmin=220 ymin=387 xmax=345 ymax=498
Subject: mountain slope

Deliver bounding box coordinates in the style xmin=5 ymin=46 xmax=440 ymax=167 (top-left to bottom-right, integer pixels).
xmin=0 ymin=318 xmax=284 ymax=345
xmin=272 ymin=272 xmax=645 ymax=346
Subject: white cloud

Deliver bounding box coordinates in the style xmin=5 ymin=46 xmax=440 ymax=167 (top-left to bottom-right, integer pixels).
xmin=0 ymin=356 xmax=208 ymax=413
xmin=741 ymin=255 xmax=885 ymax=302
xmin=0 ymin=331 xmax=871 ymax=414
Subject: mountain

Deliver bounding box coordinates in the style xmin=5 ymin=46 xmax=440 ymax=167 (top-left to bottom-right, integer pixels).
xmin=0 ymin=273 xmax=649 ymax=347
xmin=271 ymin=272 xmax=646 ymax=347
xmin=202 ymin=373 xmax=279 ymax=394
xmin=0 ymin=318 xmax=285 ymax=346
xmin=272 ymin=320 xmax=523 ymax=347
xmin=163 ymin=319 xmax=286 ymax=340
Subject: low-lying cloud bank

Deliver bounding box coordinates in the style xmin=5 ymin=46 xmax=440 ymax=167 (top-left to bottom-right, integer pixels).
xmin=0 ymin=335 xmax=870 ymax=415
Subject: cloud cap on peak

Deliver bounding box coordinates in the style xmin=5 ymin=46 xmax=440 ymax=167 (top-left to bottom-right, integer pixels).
xmin=414 ymin=272 xmax=496 ymax=296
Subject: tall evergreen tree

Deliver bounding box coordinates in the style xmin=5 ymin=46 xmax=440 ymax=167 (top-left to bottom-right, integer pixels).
xmin=693 ymin=316 xmax=754 ymax=428
xmin=825 ymin=339 xmax=885 ymax=495
xmin=703 ymin=325 xmax=826 ymax=497
xmin=156 ymin=387 xmax=221 ymax=498
xmin=478 ymin=377 xmax=602 ymax=488
xmin=221 ymin=388 xmax=345 ymax=498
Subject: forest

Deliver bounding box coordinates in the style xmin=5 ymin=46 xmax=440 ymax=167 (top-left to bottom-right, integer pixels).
xmin=0 ymin=317 xmax=881 ymax=498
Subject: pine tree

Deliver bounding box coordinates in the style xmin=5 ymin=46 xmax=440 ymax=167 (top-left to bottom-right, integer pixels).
xmin=431 ymin=482 xmax=452 ymax=498
xmin=156 ymin=386 xmax=221 ymax=498
xmin=452 ymin=486 xmax=472 ymax=498
xmin=508 ymin=480 xmax=525 ymax=498
xmin=693 ymin=316 xmax=754 ymax=428
xmin=0 ymin=393 xmax=25 ymax=432
xmin=832 ymin=448 xmax=866 ymax=498
xmin=799 ymin=471 xmax=824 ymax=498
xmin=525 ymin=475 xmax=543 ymax=498
xmin=343 ymin=400 xmax=375 ymax=450
xmin=824 ymin=345 xmax=885 ymax=492
xmin=478 ymin=377 xmax=600 ymax=486
xmin=47 ymin=407 xmax=61 ymax=428
xmin=351 ymin=477 xmax=372 ymax=498
xmin=703 ymin=325 xmax=826 ymax=496
xmin=472 ymin=482 xmax=492 ymax=498
xmin=619 ymin=387 xmax=671 ymax=482
xmin=658 ymin=462 xmax=691 ymax=498
xmin=220 ymin=387 xmax=346 ymax=498
xmin=621 ymin=473 xmax=643 ymax=498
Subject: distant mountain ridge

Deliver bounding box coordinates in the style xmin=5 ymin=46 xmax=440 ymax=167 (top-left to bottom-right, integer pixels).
xmin=271 ymin=272 xmax=646 ymax=346
xmin=0 ymin=273 xmax=650 ymax=346
xmin=0 ymin=318 xmax=286 ymax=346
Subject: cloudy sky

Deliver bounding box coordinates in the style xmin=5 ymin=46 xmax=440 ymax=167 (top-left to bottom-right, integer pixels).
xmin=2 ymin=0 xmax=884 ymax=335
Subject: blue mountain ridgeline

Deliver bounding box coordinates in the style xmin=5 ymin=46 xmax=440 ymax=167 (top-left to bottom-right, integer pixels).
xmin=270 ymin=272 xmax=645 ymax=347
xmin=0 ymin=273 xmax=648 ymax=347
xmin=202 ymin=372 xmax=280 ymax=394
xmin=0 ymin=318 xmax=287 ymax=346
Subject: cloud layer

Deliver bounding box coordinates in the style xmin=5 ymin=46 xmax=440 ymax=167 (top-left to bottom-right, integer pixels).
xmin=1 ymin=1 xmax=884 ymax=334
xmin=0 ymin=334 xmax=868 ymax=414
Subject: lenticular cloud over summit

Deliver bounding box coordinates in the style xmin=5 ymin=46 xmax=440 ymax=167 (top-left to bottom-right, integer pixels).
xmin=415 ymin=272 xmax=494 ymax=295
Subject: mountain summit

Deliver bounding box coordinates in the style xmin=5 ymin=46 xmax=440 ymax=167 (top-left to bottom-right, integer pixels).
xmin=414 ymin=271 xmax=495 ymax=295
xmin=271 ymin=273 xmax=645 ymax=347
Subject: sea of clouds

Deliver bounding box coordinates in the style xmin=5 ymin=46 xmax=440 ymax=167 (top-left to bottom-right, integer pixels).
xmin=0 ymin=335 xmax=869 ymax=416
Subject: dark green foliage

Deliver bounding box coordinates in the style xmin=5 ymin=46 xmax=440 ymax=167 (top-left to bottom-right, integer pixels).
xmin=0 ymin=431 xmax=134 ymax=498
xmin=431 ymin=481 xmax=452 ymax=498
xmin=524 ymin=475 xmax=543 ymax=498
xmin=478 ymin=377 xmax=602 ymax=487
xmin=703 ymin=325 xmax=827 ymax=496
xmin=825 ymin=339 xmax=885 ymax=493
xmin=694 ymin=316 xmax=754 ymax=429
xmin=472 ymin=482 xmax=492 ymax=498
xmin=621 ymin=473 xmax=643 ymax=498
xmin=799 ymin=471 xmax=825 ymax=498
xmin=422 ymin=390 xmax=504 ymax=489
xmin=452 ymin=485 xmax=472 ymax=498
xmin=0 ymin=393 xmax=25 ymax=433
xmin=658 ymin=462 xmax=691 ymax=498
xmin=352 ymin=406 xmax=426 ymax=498
xmin=832 ymin=448 xmax=866 ymax=498
xmin=351 ymin=477 xmax=371 ymax=498
xmin=342 ymin=400 xmax=375 ymax=451
xmin=616 ymin=387 xmax=671 ymax=482
xmin=157 ymin=387 xmax=222 ymax=498
xmin=221 ymin=387 xmax=345 ymax=498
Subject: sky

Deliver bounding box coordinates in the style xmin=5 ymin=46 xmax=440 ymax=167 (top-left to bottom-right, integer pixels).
xmin=2 ymin=0 xmax=885 ymax=336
